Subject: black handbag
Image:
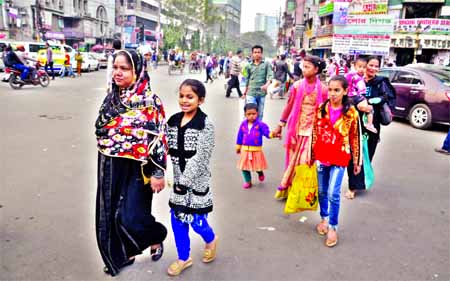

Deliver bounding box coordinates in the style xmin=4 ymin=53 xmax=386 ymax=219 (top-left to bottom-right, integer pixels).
xmin=380 ymin=102 xmax=393 ymax=126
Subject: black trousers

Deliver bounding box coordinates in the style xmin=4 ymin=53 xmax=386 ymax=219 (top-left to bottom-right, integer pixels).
xmin=45 ymin=61 xmax=55 ymax=79
xmin=226 ymin=75 xmax=242 ymax=97
xmin=96 ymin=154 xmax=167 ymax=276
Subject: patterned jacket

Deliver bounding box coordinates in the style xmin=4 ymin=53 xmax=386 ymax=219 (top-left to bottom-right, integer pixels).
xmin=312 ymin=102 xmax=362 ymax=167
xmin=167 ymin=109 xmax=215 ymax=214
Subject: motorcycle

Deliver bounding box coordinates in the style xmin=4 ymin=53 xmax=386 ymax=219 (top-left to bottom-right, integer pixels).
xmin=5 ymin=61 xmax=50 ymax=89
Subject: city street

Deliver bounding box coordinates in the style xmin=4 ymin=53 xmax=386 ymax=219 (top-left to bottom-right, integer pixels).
xmin=1 ymin=67 xmax=449 ymax=281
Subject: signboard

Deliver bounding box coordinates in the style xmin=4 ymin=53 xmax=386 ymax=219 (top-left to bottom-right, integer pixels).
xmin=334 ymin=15 xmax=394 ymax=35
xmin=332 ymin=15 xmax=394 ymax=55
xmin=332 ymin=34 xmax=391 ymax=55
xmin=332 ymin=0 xmax=388 ymax=25
xmin=319 ymin=1 xmax=334 ymax=16
xmin=45 ymin=32 xmax=65 ymax=40
xmin=391 ymin=34 xmax=450 ymax=49
xmin=394 ymin=18 xmax=450 ymax=35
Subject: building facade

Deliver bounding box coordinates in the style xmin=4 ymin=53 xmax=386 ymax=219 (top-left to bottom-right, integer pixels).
xmin=0 ymin=0 xmax=115 ymax=47
xmin=116 ymin=0 xmax=161 ymax=48
xmin=388 ymin=0 xmax=450 ymax=65
xmin=279 ymin=0 xmax=449 ymax=65
xmin=255 ymin=13 xmax=278 ymax=44
xmin=210 ymin=0 xmax=241 ymax=38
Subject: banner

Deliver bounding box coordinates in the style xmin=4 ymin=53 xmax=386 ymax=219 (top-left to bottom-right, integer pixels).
xmin=319 ymin=1 xmax=334 ymax=16
xmin=332 ymin=15 xmax=394 ymax=55
xmin=333 ymin=0 xmax=388 ymax=15
xmin=332 ymin=34 xmax=391 ymax=55
xmin=394 ymin=18 xmax=450 ymax=35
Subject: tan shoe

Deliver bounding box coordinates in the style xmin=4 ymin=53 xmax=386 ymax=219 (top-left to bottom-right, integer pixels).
xmin=316 ymin=220 xmax=328 ymax=236
xmin=167 ymin=257 xmax=193 ymax=276
xmin=325 ymin=229 xmax=338 ymax=248
xmin=202 ymin=236 xmax=218 ymax=263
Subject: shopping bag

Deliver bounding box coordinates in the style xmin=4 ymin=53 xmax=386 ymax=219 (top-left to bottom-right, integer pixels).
xmin=284 ymin=164 xmax=318 ymax=214
xmin=363 ymin=134 xmax=375 ymax=189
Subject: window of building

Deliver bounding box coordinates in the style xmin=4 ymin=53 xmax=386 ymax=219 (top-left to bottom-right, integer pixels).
xmin=404 ymin=4 xmax=441 ymax=19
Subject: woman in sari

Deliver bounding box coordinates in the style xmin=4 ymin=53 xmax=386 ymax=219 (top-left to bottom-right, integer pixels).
xmin=95 ymin=50 xmax=167 ymax=276
xmin=272 ymin=56 xmax=328 ymax=199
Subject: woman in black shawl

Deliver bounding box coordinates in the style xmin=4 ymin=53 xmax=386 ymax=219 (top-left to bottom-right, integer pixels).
xmin=95 ymin=49 xmax=167 ymax=276
xmin=346 ymin=56 xmax=396 ymax=199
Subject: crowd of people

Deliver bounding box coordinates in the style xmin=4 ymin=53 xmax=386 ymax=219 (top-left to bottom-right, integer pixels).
xmin=94 ymin=41 xmax=400 ymax=278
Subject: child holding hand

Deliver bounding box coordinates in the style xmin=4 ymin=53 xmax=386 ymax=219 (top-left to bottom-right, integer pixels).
xmin=236 ymin=103 xmax=274 ymax=189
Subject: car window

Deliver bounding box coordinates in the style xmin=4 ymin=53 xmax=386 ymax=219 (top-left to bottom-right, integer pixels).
xmin=392 ymin=71 xmax=423 ymax=85
xmin=378 ymin=69 xmax=394 ymax=81
xmin=427 ymin=70 xmax=450 ymax=87
xmin=29 ymin=44 xmax=45 ymax=53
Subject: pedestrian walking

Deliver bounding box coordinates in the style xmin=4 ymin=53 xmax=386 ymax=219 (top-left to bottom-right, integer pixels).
xmin=75 ymin=51 xmax=82 ymax=77
xmin=336 ymin=60 xmax=349 ymax=75
xmin=166 ymin=79 xmax=218 ymax=276
xmin=243 ymin=45 xmax=273 ymax=120
xmin=272 ymin=54 xmax=293 ymax=99
xmin=95 ymin=50 xmax=167 ymax=276
xmin=271 ymin=56 xmax=328 ymax=200
xmin=311 ymin=75 xmax=362 ymax=247
xmin=44 ymin=43 xmax=55 ymax=80
xmin=60 ymin=52 xmax=75 ymax=78
xmin=293 ymin=55 xmax=303 ymax=81
xmin=346 ymin=56 xmax=396 ymax=199
xmin=435 ymin=129 xmax=450 ymax=155
xmin=236 ymin=103 xmax=274 ymax=189
xmin=204 ymin=53 xmax=214 ymax=83
xmin=225 ymin=49 xmax=243 ymax=98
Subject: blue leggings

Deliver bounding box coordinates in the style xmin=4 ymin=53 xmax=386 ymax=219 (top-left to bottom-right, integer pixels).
xmin=171 ymin=210 xmax=215 ymax=261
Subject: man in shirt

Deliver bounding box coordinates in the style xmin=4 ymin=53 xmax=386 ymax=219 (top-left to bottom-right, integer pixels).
xmin=226 ymin=50 xmax=243 ymax=98
xmin=106 ymin=39 xmax=121 ymax=90
xmin=273 ymin=54 xmax=293 ymax=99
xmin=243 ymin=45 xmax=273 ymax=120
xmin=45 ymin=43 xmax=55 ymax=80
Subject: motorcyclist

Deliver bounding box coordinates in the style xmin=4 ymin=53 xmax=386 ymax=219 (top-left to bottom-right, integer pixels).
xmin=4 ymin=45 xmax=35 ymax=84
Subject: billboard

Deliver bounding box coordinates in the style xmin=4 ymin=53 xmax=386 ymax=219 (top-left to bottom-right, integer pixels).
xmin=332 ymin=15 xmax=394 ymax=55
xmin=394 ymin=18 xmax=450 ymax=35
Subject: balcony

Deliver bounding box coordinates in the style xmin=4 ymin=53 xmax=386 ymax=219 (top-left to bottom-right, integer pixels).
xmin=316 ymin=24 xmax=333 ymax=37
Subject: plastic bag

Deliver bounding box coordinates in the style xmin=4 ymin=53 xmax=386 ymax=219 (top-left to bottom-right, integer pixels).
xmin=284 ymin=164 xmax=318 ymax=214
xmin=363 ymin=134 xmax=375 ymax=189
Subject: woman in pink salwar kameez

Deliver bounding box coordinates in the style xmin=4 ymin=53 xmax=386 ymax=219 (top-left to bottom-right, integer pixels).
xmin=272 ymin=56 xmax=328 ymax=199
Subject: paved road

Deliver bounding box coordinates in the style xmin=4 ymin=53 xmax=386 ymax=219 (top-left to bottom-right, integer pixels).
xmin=1 ymin=67 xmax=449 ymax=281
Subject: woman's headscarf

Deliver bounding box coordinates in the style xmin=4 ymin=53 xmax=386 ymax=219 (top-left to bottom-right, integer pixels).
xmin=95 ymin=49 xmax=167 ymax=166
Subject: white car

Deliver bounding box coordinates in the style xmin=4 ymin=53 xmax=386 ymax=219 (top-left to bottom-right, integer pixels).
xmin=90 ymin=52 xmax=108 ymax=69
xmin=81 ymin=53 xmax=99 ymax=72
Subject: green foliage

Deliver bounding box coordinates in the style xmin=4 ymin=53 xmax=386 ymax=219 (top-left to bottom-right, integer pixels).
xmin=191 ymin=30 xmax=201 ymax=51
xmin=239 ymin=31 xmax=276 ymax=57
xmin=163 ymin=22 xmax=183 ymax=50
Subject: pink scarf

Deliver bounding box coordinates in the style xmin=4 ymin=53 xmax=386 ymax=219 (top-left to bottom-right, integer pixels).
xmin=285 ymin=77 xmax=325 ymax=146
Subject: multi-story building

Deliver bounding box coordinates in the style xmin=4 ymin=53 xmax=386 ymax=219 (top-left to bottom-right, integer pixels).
xmin=255 ymin=13 xmax=278 ymax=44
xmin=0 ymin=0 xmax=115 ymax=47
xmin=389 ymin=0 xmax=450 ymax=65
xmin=277 ymin=0 xmax=308 ymax=53
xmin=210 ymin=0 xmax=241 ymax=38
xmin=115 ymin=0 xmax=161 ymax=47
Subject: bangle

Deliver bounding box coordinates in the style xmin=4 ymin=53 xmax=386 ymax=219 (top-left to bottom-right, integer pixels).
xmin=278 ymin=121 xmax=287 ymax=127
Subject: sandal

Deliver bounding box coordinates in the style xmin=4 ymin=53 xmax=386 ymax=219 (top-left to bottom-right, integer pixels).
xmin=345 ymin=190 xmax=355 ymax=200
xmin=202 ymin=236 xmax=219 ymax=263
xmin=150 ymin=242 xmax=164 ymax=262
xmin=316 ymin=220 xmax=328 ymax=236
xmin=325 ymin=229 xmax=338 ymax=248
xmin=167 ymin=257 xmax=193 ymax=276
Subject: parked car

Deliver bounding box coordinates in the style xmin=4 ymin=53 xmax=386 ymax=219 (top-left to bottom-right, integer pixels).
xmin=379 ymin=65 xmax=450 ymax=129
xmin=81 ymin=53 xmax=99 ymax=72
xmin=90 ymin=52 xmax=108 ymax=69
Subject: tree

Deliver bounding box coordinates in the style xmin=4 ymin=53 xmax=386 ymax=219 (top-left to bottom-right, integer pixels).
xmin=163 ymin=22 xmax=184 ymax=50
xmin=238 ymin=31 xmax=277 ymax=57
xmin=191 ymin=29 xmax=201 ymax=51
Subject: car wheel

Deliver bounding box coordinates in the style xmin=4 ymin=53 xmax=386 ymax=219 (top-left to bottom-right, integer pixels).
xmin=408 ymin=103 xmax=432 ymax=129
